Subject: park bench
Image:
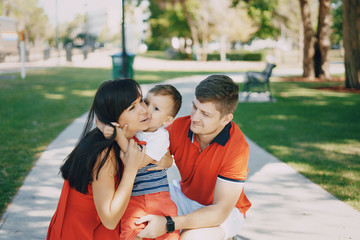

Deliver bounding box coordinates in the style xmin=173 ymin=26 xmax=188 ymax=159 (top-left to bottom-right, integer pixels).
xmin=243 ymin=62 xmax=276 ymax=101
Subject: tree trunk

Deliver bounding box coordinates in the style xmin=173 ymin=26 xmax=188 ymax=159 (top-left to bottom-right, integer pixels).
xmin=220 ymin=34 xmax=227 ymax=62
xmin=315 ymin=0 xmax=332 ymax=80
xmin=342 ymin=0 xmax=360 ymax=89
xmin=313 ymin=40 xmax=321 ymax=77
xmin=299 ymin=0 xmax=315 ymax=79
xmin=200 ymin=6 xmax=209 ymax=61
xmin=179 ymin=0 xmax=202 ymax=60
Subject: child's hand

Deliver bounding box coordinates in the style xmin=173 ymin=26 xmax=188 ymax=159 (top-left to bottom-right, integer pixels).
xmin=96 ymin=117 xmax=129 ymax=152
xmin=103 ymin=122 xmax=118 ymax=139
xmin=95 ymin=117 xmax=115 ymax=139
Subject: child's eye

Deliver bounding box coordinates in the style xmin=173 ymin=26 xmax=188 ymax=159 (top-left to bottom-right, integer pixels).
xmin=155 ymin=107 xmax=159 ymax=111
xmin=144 ymin=100 xmax=149 ymax=106
xmin=129 ymin=105 xmax=135 ymax=111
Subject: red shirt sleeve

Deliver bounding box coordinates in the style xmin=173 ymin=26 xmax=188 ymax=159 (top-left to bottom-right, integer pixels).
xmin=218 ymin=124 xmax=249 ymax=182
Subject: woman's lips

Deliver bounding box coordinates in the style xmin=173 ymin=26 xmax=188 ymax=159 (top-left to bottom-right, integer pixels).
xmin=141 ymin=116 xmax=150 ymax=123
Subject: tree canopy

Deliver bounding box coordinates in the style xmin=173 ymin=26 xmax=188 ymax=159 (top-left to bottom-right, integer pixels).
xmin=1 ymin=0 xmax=50 ymax=45
xmin=331 ymin=0 xmax=342 ymax=45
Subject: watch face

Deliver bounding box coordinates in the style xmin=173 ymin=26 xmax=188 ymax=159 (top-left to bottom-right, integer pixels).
xmin=166 ymin=216 xmax=175 ymax=233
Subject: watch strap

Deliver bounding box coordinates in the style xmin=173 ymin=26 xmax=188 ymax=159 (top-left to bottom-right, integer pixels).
xmin=165 ymin=216 xmax=175 ymax=233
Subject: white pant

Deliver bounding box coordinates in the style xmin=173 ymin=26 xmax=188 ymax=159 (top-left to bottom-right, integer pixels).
xmin=169 ymin=180 xmax=245 ymax=239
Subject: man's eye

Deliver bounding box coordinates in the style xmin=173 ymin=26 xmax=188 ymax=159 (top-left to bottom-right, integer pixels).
xmin=129 ymin=106 xmax=135 ymax=111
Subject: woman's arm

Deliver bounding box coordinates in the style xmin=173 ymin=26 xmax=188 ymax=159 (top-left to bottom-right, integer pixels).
xmin=92 ymin=139 xmax=145 ymax=229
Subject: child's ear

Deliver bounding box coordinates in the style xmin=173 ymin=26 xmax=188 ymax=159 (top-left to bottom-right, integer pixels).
xmin=163 ymin=116 xmax=174 ymax=126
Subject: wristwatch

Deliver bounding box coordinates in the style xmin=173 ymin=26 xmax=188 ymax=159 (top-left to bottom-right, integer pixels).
xmin=165 ymin=216 xmax=175 ymax=233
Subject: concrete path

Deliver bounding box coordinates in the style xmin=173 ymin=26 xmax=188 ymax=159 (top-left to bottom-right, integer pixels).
xmin=1 ymin=50 xmax=359 ymax=240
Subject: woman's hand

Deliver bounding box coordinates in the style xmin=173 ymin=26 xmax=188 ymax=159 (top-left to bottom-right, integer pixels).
xmin=120 ymin=139 xmax=146 ymax=171
xmin=147 ymin=150 xmax=173 ymax=171
xmin=136 ymin=215 xmax=167 ymax=238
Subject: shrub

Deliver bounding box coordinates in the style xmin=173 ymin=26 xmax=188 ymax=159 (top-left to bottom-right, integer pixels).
xmin=207 ymin=52 xmax=263 ymax=61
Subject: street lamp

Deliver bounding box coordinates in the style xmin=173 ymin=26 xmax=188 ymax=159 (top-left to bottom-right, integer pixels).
xmin=55 ymin=0 xmax=60 ymax=65
xmin=121 ymin=0 xmax=128 ymax=78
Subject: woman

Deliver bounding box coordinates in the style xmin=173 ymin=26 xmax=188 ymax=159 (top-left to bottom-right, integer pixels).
xmin=47 ymin=79 xmax=150 ymax=239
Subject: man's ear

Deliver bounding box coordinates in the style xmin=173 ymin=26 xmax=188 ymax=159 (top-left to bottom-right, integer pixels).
xmin=163 ymin=116 xmax=174 ymax=126
xmin=222 ymin=113 xmax=233 ymax=126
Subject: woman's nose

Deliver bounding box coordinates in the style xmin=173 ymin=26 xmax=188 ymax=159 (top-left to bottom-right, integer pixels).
xmin=140 ymin=102 xmax=148 ymax=114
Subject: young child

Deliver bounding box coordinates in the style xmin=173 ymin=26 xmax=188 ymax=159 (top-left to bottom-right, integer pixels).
xmin=103 ymin=84 xmax=182 ymax=240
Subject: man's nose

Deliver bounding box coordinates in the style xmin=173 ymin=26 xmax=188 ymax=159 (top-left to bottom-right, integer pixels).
xmin=191 ymin=109 xmax=200 ymax=121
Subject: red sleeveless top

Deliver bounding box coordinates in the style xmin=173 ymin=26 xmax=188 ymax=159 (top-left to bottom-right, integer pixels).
xmin=47 ymin=178 xmax=121 ymax=240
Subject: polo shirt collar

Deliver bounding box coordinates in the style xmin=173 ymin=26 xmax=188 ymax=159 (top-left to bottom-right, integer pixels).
xmin=188 ymin=122 xmax=232 ymax=146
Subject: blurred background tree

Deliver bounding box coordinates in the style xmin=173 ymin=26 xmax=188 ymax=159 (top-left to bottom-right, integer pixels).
xmin=299 ymin=0 xmax=332 ymax=80
xmin=0 ymin=0 xmax=357 ymax=89
xmin=146 ymin=0 xmax=190 ymax=51
xmin=150 ymin=0 xmax=260 ymax=61
xmin=342 ymin=0 xmax=360 ymax=89
xmin=330 ymin=0 xmax=342 ymax=50
xmin=58 ymin=14 xmax=85 ymax=48
xmin=0 ymin=0 xmax=49 ymax=47
xmin=235 ymin=0 xmax=280 ymax=39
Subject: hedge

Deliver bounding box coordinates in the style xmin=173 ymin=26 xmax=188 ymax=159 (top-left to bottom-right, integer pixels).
xmin=207 ymin=52 xmax=263 ymax=61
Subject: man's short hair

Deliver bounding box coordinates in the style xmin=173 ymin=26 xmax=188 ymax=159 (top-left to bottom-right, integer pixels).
xmin=195 ymin=75 xmax=239 ymax=116
xmin=149 ymin=84 xmax=182 ymax=117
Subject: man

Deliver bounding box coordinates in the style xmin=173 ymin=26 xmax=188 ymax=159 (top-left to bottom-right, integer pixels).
xmin=136 ymin=75 xmax=251 ymax=239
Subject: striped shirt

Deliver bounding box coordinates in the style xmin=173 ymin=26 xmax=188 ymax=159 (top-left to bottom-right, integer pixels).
xmin=131 ymin=164 xmax=169 ymax=196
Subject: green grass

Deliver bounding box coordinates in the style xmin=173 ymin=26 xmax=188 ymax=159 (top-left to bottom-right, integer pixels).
xmin=234 ymin=80 xmax=360 ymax=211
xmin=0 ymin=68 xmax=109 ymax=217
xmin=1 ymin=66 xmax=359 ymax=218
xmin=0 ymin=67 xmax=227 ymax=217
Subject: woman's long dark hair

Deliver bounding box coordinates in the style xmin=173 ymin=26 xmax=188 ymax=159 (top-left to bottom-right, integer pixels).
xmin=60 ymin=79 xmax=142 ymax=194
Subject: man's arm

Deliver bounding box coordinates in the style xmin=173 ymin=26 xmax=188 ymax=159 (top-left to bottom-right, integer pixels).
xmin=136 ymin=178 xmax=244 ymax=238
xmin=177 ymin=179 xmax=244 ymax=229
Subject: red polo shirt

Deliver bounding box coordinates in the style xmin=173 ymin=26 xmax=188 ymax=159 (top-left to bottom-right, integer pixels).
xmin=167 ymin=116 xmax=251 ymax=215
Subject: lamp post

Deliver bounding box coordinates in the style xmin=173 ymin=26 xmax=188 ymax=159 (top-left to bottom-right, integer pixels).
xmin=55 ymin=0 xmax=60 ymax=65
xmin=121 ymin=0 xmax=128 ymax=78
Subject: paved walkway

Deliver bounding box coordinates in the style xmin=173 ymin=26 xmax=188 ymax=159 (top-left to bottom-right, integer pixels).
xmin=0 ymin=50 xmax=359 ymax=240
